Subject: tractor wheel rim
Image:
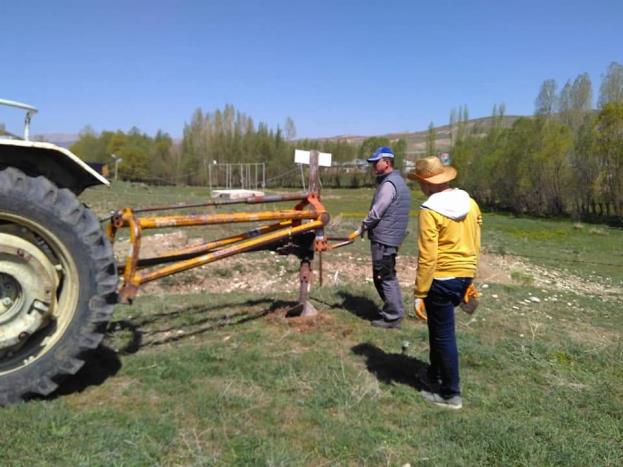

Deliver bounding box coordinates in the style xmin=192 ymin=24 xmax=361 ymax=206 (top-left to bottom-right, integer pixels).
xmin=0 ymin=214 xmax=79 ymax=376
xmin=0 ymin=272 xmax=24 ymax=323
xmin=0 ymin=233 xmax=58 ymax=350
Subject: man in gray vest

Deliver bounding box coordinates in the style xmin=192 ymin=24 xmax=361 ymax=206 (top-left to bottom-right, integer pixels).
xmin=355 ymin=146 xmax=412 ymax=328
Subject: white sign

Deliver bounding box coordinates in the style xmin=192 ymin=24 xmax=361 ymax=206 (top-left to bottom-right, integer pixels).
xmin=294 ymin=149 xmax=332 ymax=167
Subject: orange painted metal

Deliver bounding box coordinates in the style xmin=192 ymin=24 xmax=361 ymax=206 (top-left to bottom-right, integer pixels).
xmin=139 ymin=220 xmax=324 ymax=284
xmin=117 ymin=219 xmax=325 ymax=303
xmin=108 ymin=161 xmax=354 ymax=304
xmin=110 ymin=188 xmax=335 ymax=303
xmin=140 ymin=220 xmax=293 ymax=263
xmin=130 ymin=192 xmax=308 ymax=214
xmin=134 ymin=209 xmax=316 ymax=229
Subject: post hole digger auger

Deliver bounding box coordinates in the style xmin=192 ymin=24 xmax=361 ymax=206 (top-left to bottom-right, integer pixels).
xmin=108 ymin=150 xmax=357 ymax=315
xmin=0 ymin=100 xmax=359 ymax=407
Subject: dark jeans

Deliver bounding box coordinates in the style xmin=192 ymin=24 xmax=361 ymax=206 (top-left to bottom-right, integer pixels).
xmin=371 ymin=242 xmax=404 ymax=321
xmin=424 ymin=277 xmax=472 ymax=398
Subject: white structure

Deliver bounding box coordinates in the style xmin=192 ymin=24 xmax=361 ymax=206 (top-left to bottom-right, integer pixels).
xmin=208 ymin=162 xmax=266 ymax=193
xmin=294 ymin=149 xmax=332 ymax=190
xmin=211 ymin=189 xmax=265 ymax=200
xmin=294 ymin=149 xmax=332 ymax=167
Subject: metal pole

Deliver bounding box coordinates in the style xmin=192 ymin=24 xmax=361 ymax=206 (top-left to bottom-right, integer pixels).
xmin=208 ymin=163 xmax=212 ymax=195
xmin=24 ymin=112 xmax=33 ymax=141
xmin=112 ymin=154 xmax=122 ymax=182
xmin=299 ymin=164 xmax=306 ymax=191
xmin=295 ymin=259 xmax=317 ymax=317
xmin=308 ymin=150 xmax=319 ymax=194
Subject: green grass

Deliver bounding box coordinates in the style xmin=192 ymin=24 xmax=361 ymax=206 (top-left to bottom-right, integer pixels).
xmin=483 ymin=213 xmax=623 ymax=283
xmin=1 ymin=184 xmax=620 ymax=465
xmin=3 ymin=285 xmax=620 ymax=465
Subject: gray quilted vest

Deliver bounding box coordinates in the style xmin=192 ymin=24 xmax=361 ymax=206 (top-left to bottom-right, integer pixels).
xmin=368 ymin=171 xmax=411 ymax=247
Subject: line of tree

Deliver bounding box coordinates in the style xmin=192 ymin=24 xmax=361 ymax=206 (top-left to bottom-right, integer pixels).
xmin=451 ymin=62 xmax=623 ymax=223
xmin=70 ymin=105 xmax=407 ymax=188
xmin=70 ymin=126 xmax=175 ymax=183
xmin=68 ymin=61 xmax=623 ymax=223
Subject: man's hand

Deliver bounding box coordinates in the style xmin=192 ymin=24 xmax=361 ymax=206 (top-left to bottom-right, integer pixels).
xmin=414 ymin=298 xmax=427 ymax=321
xmin=349 ymin=225 xmax=365 ymax=241
xmin=459 ymin=283 xmax=479 ymax=315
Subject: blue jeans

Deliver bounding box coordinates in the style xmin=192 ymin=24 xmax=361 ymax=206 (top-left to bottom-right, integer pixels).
xmin=424 ymin=278 xmax=471 ymax=398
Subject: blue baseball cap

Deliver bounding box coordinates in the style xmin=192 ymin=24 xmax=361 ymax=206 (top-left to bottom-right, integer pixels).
xmin=367 ymin=146 xmax=395 ymax=163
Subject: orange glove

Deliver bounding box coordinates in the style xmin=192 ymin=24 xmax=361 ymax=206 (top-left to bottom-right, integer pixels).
xmin=414 ymin=298 xmax=427 ymax=321
xmin=460 ymin=283 xmax=479 ymax=314
xmin=348 ymin=225 xmax=365 ymax=241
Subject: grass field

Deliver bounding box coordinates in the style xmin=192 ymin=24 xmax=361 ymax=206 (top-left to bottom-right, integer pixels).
xmin=2 ymin=182 xmax=622 ymax=466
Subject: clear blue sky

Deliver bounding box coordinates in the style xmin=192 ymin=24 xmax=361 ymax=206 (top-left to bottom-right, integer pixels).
xmin=1 ymin=0 xmax=621 ymax=139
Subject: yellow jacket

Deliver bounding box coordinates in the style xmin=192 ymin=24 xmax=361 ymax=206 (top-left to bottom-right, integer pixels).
xmin=414 ymin=189 xmax=481 ymax=298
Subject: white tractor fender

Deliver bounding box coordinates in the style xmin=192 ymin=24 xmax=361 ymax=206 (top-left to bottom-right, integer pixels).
xmin=0 ymin=139 xmax=110 ymax=194
xmin=0 ymin=98 xmax=109 ymax=194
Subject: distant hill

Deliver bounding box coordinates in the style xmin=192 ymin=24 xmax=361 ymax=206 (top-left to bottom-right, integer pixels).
xmin=33 ymin=133 xmax=79 ymax=148
xmin=29 ymin=115 xmax=524 ymax=154
xmin=322 ymin=115 xmax=523 ymax=155
xmin=0 ymin=130 xmax=78 ymax=147
xmin=0 ymin=129 xmax=19 ymax=139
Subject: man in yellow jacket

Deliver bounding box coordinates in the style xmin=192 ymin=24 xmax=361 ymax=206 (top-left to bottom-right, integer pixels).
xmin=408 ymin=156 xmax=481 ymax=410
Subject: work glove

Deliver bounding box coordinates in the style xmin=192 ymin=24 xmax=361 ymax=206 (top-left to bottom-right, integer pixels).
xmin=414 ymin=297 xmax=427 ymax=321
xmin=459 ymin=283 xmax=479 ymax=315
xmin=349 ymin=225 xmax=365 ymax=241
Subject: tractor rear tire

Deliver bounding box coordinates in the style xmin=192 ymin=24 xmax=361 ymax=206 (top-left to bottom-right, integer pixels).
xmin=0 ymin=168 xmax=117 ymax=405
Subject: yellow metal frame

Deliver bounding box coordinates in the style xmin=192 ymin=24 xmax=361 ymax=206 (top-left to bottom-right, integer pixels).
xmin=106 ymin=191 xmax=353 ymax=304
xmin=106 ymin=150 xmax=362 ymax=306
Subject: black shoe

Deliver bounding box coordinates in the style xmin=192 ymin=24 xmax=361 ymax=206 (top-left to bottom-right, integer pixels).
xmin=371 ymin=318 xmax=401 ymax=329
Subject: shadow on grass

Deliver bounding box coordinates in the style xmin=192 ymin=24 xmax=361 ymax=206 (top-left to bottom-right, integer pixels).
xmin=45 ymin=345 xmax=122 ymax=401
xmin=352 ymin=342 xmax=429 ymax=391
xmin=42 ymin=297 xmax=295 ymax=402
xmin=313 ymin=291 xmax=379 ymax=321
xmin=108 ymin=297 xmax=296 ymax=352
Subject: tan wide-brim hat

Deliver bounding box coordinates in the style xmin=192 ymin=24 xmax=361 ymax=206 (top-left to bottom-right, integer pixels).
xmin=407 ymin=156 xmax=457 ymax=184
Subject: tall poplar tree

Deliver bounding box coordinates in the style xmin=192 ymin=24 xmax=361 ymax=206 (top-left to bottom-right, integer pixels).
xmin=535 ymin=79 xmax=558 ymax=116
xmin=598 ymin=62 xmax=623 ymax=108
xmin=426 ymin=122 xmax=437 ymax=157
